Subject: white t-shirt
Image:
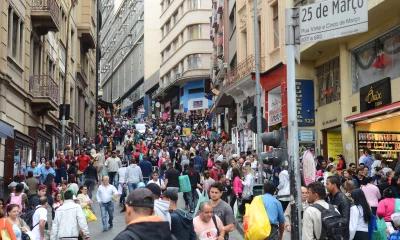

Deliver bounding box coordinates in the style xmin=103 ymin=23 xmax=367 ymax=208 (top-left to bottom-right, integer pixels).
xmin=147 ymin=179 xmax=165 ymax=188
xmin=118 ymin=167 xmax=127 ymax=183
xmin=32 ymin=206 xmax=47 ymax=240
xmin=193 ymin=215 xmax=224 ymax=240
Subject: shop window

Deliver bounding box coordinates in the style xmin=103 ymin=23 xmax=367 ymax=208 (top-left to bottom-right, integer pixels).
xmin=316 ymin=57 xmax=340 ymax=107
xmin=14 ymin=146 xmax=32 ymax=176
xmin=188 ymin=88 xmax=204 ymax=94
xmin=351 ymin=26 xmax=400 ymax=93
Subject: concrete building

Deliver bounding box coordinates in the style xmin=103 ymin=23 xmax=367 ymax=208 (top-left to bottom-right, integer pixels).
xmin=100 ymin=0 xmax=160 ymax=118
xmin=0 ymin=0 xmax=97 ymax=187
xmin=152 ymin=0 xmax=213 ymax=119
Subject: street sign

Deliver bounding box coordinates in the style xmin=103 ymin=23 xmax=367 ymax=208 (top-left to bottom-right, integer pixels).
xmin=299 ymin=0 xmax=368 ymax=44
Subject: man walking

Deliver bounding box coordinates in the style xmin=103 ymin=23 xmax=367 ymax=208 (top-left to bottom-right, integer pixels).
xmin=184 ymin=162 xmax=202 ymax=213
xmin=326 ymin=176 xmax=351 ymax=222
xmin=97 ymin=176 xmax=118 ymax=232
xmin=193 ymin=201 xmax=225 ymax=240
xmin=51 ymin=191 xmax=90 ymax=240
xmin=32 ymin=196 xmax=49 ymax=240
xmin=78 ymin=150 xmax=91 ymax=185
xmin=105 ymin=151 xmax=122 ymax=188
xmin=260 ymin=182 xmax=285 ymax=240
xmin=139 ymin=155 xmax=153 ymax=184
xmin=114 ymin=188 xmax=173 ymax=240
xmin=125 ymin=157 xmax=143 ymax=193
xmin=164 ymin=162 xmax=180 ymax=193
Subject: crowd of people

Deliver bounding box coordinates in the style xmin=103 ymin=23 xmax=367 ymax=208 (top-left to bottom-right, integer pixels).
xmin=3 ymin=113 xmax=400 ymax=240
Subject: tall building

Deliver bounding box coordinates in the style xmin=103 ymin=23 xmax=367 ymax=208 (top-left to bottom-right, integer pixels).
xmin=100 ymin=0 xmax=160 ymax=118
xmin=152 ymin=0 xmax=213 ymax=119
xmin=0 ymin=0 xmax=97 ymax=185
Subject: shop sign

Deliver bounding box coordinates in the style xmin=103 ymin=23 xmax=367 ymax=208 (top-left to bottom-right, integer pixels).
xmin=327 ymin=132 xmax=342 ymax=158
xmin=296 ymin=80 xmax=315 ymax=126
xmin=299 ymin=130 xmax=315 ymax=142
xmin=302 ymin=150 xmax=316 ymax=186
xmin=268 ymin=90 xmax=282 ymax=126
xmin=360 ymin=77 xmax=391 ymax=112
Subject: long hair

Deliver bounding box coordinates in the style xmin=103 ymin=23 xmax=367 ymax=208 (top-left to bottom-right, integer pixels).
xmin=43 ymin=173 xmax=55 ymax=196
xmin=351 ymin=189 xmax=371 ymax=223
xmin=232 ymin=167 xmax=241 ymax=181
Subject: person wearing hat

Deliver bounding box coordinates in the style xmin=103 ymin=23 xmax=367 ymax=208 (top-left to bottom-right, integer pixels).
xmin=146 ymin=183 xmax=171 ymax=228
xmin=162 ymin=189 xmax=196 ymax=240
xmin=114 ymin=188 xmax=174 ymax=240
xmin=210 ymin=160 xmax=223 ymax=181
xmin=28 ymin=184 xmax=47 ymax=210
xmin=388 ymin=213 xmax=400 ymax=239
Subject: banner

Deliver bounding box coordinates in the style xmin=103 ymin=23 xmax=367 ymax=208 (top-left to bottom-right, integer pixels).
xmin=327 ymin=132 xmax=342 ymax=159
xmin=302 ymin=150 xmax=316 ymax=186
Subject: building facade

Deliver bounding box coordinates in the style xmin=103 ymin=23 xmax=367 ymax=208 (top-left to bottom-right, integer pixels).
xmin=100 ymin=0 xmax=160 ymax=118
xmin=0 ymin=0 xmax=97 ymax=186
xmin=152 ymin=0 xmax=212 ymax=120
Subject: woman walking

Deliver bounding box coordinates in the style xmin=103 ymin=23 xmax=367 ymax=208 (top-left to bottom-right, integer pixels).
xmin=83 ymin=161 xmax=98 ymax=199
xmin=349 ymin=189 xmax=371 ymax=240
xmin=6 ymin=204 xmax=30 ymax=240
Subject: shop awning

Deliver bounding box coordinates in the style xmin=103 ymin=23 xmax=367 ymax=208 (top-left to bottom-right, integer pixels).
xmin=345 ymin=102 xmax=400 ymax=123
xmin=0 ymin=119 xmax=14 ymax=138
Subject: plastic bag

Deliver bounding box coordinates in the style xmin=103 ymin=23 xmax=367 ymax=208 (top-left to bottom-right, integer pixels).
xmin=194 ymin=190 xmax=209 ymax=216
xmin=84 ymin=207 xmax=98 ymax=222
xmin=372 ymin=218 xmax=387 ymax=240
xmin=233 ymin=200 xmax=242 ymax=218
xmin=244 ymin=196 xmax=271 ymax=240
xmin=207 ymin=158 xmax=214 ymax=168
xmin=179 ymin=175 xmax=192 ymax=193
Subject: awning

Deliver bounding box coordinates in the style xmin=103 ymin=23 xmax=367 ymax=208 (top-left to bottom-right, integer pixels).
xmin=0 ymin=119 xmax=14 ymax=138
xmin=345 ymin=102 xmax=400 ymax=123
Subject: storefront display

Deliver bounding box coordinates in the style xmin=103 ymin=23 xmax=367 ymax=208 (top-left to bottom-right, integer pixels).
xmin=358 ymin=131 xmax=400 ymax=160
xmin=28 ymin=127 xmax=51 ymax=162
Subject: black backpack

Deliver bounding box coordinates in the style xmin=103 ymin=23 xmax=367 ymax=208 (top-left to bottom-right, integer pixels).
xmin=21 ymin=207 xmax=40 ymax=230
xmin=311 ymin=203 xmax=349 ymax=240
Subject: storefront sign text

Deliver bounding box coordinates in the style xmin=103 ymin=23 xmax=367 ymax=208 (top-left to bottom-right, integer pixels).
xmin=360 ymin=77 xmax=391 ymax=112
xmin=296 ymin=80 xmax=315 ymax=126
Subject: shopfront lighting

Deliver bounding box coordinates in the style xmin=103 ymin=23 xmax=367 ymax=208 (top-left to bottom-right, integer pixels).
xmin=376 ymin=117 xmax=382 ymax=120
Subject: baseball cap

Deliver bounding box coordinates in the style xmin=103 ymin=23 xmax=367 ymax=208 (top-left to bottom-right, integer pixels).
xmin=146 ymin=183 xmax=161 ymax=197
xmin=163 ymin=189 xmax=178 ymax=202
xmin=215 ymin=160 xmax=221 ymax=164
xmin=125 ymin=188 xmax=154 ymax=209
xmin=392 ymin=213 xmax=400 ymax=226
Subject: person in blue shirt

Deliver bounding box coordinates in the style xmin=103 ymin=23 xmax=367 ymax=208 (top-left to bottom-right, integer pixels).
xmin=26 ymin=160 xmax=42 ymax=183
xmin=388 ymin=213 xmax=400 ymax=240
xmin=272 ymin=167 xmax=281 ymax=187
xmin=360 ymin=148 xmax=374 ymax=176
xmin=261 ymin=181 xmax=285 ymax=240
xmin=41 ymin=160 xmax=56 ymax=182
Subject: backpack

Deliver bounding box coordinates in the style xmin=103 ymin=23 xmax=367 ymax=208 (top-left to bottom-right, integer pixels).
xmin=21 ymin=207 xmax=40 ymax=230
xmin=311 ymin=203 xmax=349 ymax=240
xmin=10 ymin=193 xmax=23 ymax=213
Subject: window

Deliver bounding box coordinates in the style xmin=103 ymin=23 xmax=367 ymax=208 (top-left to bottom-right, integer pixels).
xmin=188 ymin=0 xmax=200 ymax=10
xmin=173 ymin=66 xmax=180 ymax=78
xmin=173 ymin=12 xmax=179 ymax=25
xmin=188 ymin=54 xmax=202 ymax=69
xmin=188 ymin=24 xmax=201 ymax=40
xmin=272 ymin=3 xmax=279 ymax=49
xmin=181 ymin=61 xmax=184 ymax=72
xmin=316 ymin=57 xmax=340 ymax=106
xmin=173 ymin=38 xmax=179 ymax=52
xmin=161 ymin=53 xmax=164 ymax=63
xmin=161 ymin=27 xmax=164 ymax=38
xmin=165 ymin=46 xmax=171 ymax=58
xmin=8 ymin=7 xmax=24 ymax=62
xmin=180 ymin=87 xmax=184 ymax=96
xmin=166 ymin=0 xmax=171 ymax=6
xmin=188 ymin=88 xmax=204 ymax=94
xmin=161 ymin=2 xmax=164 ymax=12
xmin=59 ymin=73 xmax=65 ymax=104
xmin=351 ymin=26 xmax=400 ymax=93
xmin=71 ymin=30 xmax=75 ymax=60
xmin=166 ymin=20 xmax=171 ymax=32
xmin=167 ymin=73 xmax=171 ymax=84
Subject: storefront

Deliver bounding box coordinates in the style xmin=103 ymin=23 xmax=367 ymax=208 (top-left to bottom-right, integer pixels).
xmin=46 ymin=124 xmax=61 ymax=160
xmin=28 ymin=127 xmax=51 ymax=163
xmin=345 ymin=25 xmax=400 ymax=163
xmin=4 ymin=130 xmax=35 ymax=185
xmin=69 ymin=122 xmax=81 ymax=148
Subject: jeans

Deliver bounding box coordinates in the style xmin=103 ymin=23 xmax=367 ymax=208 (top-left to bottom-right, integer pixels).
xmin=125 ymin=154 xmax=132 ymax=163
xmin=108 ymin=172 xmax=118 ymax=188
xmin=84 ymin=178 xmax=96 ymax=199
xmin=127 ymin=183 xmax=137 ymax=193
xmin=78 ymin=173 xmax=86 ymax=187
xmin=186 ymin=188 xmax=198 ymax=212
xmin=47 ymin=196 xmax=55 ymax=220
xmin=100 ymin=201 xmax=114 ymax=231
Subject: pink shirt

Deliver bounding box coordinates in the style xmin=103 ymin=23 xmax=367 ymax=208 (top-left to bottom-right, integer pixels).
xmin=377 ymin=198 xmax=395 ymax=221
xmin=361 ymin=183 xmax=381 ymax=207
xmin=233 ymin=176 xmax=243 ymax=195
xmin=193 ymin=215 xmax=224 ymax=240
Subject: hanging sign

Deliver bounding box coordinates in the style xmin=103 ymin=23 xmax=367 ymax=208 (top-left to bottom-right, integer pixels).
xmin=359 ymin=77 xmax=391 ymax=112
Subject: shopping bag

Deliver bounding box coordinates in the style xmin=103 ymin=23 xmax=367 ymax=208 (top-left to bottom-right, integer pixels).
xmin=1 ymin=219 xmax=11 ymax=240
xmin=85 ymin=207 xmax=97 ymax=222
xmin=194 ymin=190 xmax=209 ymax=216
xmin=233 ymin=200 xmax=241 ymax=218
xmin=244 ymin=196 xmax=271 ymax=240
xmin=83 ymin=208 xmax=90 ymax=219
xmin=178 ymin=175 xmax=192 ymax=193
xmin=372 ymin=218 xmax=387 ymax=240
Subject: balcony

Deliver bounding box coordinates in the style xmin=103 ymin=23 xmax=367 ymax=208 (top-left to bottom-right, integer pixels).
xmin=77 ymin=2 xmax=96 ymax=52
xmin=29 ymin=75 xmax=59 ymax=114
xmin=225 ymin=55 xmax=265 ymax=88
xmin=31 ymin=0 xmax=60 ymax=35
xmin=76 ymin=67 xmax=88 ymax=90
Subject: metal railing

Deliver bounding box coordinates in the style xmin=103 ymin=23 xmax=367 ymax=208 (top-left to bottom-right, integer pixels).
xmin=29 ymin=75 xmax=59 ymax=104
xmin=225 ymin=54 xmax=264 ymax=88
xmin=31 ymin=0 xmax=60 ymax=29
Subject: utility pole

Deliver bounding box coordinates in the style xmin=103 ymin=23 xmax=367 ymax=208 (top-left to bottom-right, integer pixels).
xmin=286 ymin=8 xmax=302 ymax=240
xmin=95 ymin=0 xmax=100 ymax=136
xmin=253 ymin=0 xmax=263 ymax=183
xmin=61 ymin=0 xmax=75 ymax=149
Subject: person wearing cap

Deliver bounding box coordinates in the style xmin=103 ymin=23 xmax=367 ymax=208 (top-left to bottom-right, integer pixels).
xmin=388 ymin=213 xmax=400 ymax=239
xmin=146 ymin=183 xmax=171 ymax=228
xmin=162 ymin=189 xmax=196 ymax=240
xmin=105 ymin=151 xmax=122 ymax=188
xmin=210 ymin=160 xmax=223 ymax=181
xmin=97 ymin=176 xmax=119 ymax=232
xmin=28 ymin=184 xmax=47 ymax=210
xmin=114 ymin=188 xmax=174 ymax=240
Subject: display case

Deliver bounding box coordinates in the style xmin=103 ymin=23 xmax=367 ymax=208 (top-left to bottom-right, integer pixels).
xmin=358 ymin=131 xmax=400 ymax=161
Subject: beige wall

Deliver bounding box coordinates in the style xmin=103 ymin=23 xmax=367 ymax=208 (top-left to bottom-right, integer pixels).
xmin=144 ymin=0 xmax=162 ymax=80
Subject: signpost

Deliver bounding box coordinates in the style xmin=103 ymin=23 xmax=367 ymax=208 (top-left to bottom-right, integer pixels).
xmin=286 ymin=1 xmax=368 ymax=238
xmin=299 ymin=0 xmax=368 ymax=44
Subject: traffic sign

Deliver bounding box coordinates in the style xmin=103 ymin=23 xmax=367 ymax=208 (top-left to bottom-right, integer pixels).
xmin=299 ymin=0 xmax=368 ymax=44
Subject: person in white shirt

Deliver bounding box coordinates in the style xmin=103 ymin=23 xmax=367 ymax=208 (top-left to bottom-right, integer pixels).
xmin=96 ymin=176 xmax=119 ymax=232
xmin=117 ymin=161 xmax=128 ymax=196
xmin=32 ymin=196 xmax=49 ymax=240
xmin=104 ymin=151 xmax=122 ymax=188
xmin=349 ymin=189 xmax=371 ymax=240
xmin=147 ymin=171 xmax=165 ymax=190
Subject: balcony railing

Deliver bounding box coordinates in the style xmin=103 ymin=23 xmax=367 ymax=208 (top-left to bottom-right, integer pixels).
xmin=31 ymin=0 xmax=60 ymax=30
xmin=225 ymin=55 xmax=265 ymax=88
xmin=29 ymin=75 xmax=59 ymax=105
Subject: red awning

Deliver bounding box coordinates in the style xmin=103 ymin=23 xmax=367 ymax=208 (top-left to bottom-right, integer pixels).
xmin=345 ymin=101 xmax=400 ymax=122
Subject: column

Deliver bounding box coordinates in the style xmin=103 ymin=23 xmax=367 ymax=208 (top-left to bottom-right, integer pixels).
xmin=8 ymin=9 xmax=13 ymax=55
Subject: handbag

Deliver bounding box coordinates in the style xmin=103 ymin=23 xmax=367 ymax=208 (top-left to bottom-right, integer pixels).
xmin=372 ymin=218 xmax=387 ymax=240
xmin=84 ymin=207 xmax=97 ymax=222
xmin=1 ymin=219 xmax=11 ymax=240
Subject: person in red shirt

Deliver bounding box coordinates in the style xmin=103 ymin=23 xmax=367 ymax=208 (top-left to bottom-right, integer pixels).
xmin=77 ymin=150 xmax=91 ymax=185
xmin=209 ymin=160 xmax=223 ymax=181
xmin=137 ymin=140 xmax=148 ymax=155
